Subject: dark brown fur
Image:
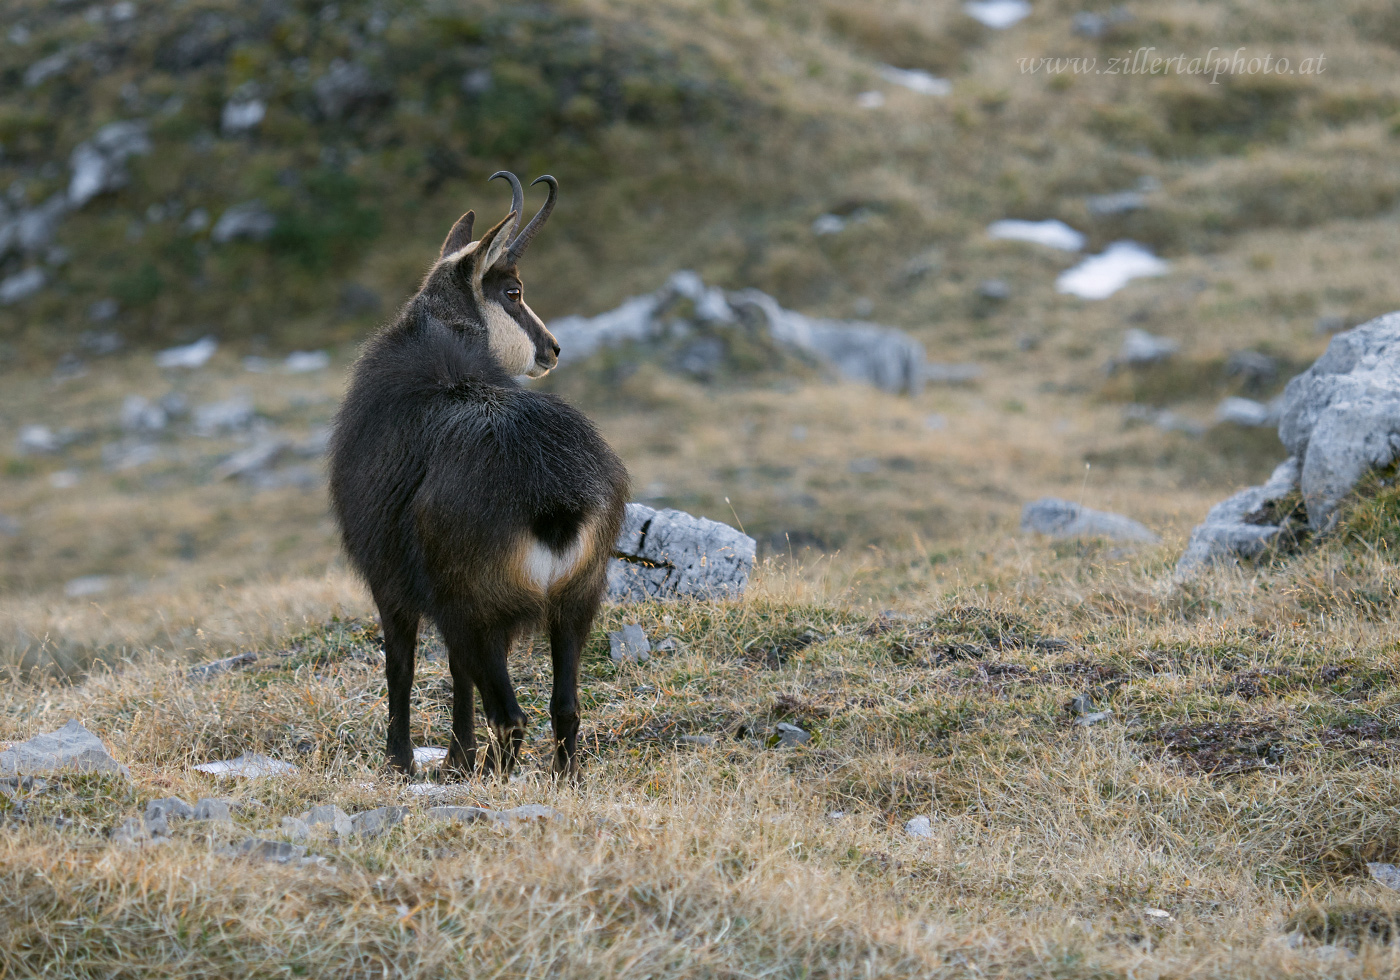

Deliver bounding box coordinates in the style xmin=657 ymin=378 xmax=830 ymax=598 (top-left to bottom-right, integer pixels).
xmin=328 ymin=200 xmax=628 ymax=779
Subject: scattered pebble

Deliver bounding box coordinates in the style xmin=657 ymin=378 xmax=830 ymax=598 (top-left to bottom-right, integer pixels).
xmin=677 ymin=734 xmax=715 ymax=749
xmin=154 ymin=336 xmax=217 ymax=369
xmin=905 ymin=815 xmax=934 ymax=838
xmin=609 ymin=624 xmax=651 ymax=664
xmin=1367 ymin=862 xmax=1400 ymax=891
xmin=877 ymin=65 xmax=951 ymax=96
xmin=186 ymin=651 xmax=258 ymax=682
xmin=773 ymin=722 xmax=810 ymax=748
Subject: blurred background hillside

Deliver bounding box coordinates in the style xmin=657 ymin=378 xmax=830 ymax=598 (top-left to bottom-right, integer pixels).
xmin=2 ymin=0 xmax=1400 ymax=670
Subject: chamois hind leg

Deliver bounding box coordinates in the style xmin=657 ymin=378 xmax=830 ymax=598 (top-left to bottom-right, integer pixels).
xmin=378 ymin=602 xmax=420 ymax=777
xmin=442 ymin=620 xmax=527 ymax=778
xmin=443 ymin=658 xmax=477 ymax=777
xmin=547 ymin=599 xmax=595 ymax=782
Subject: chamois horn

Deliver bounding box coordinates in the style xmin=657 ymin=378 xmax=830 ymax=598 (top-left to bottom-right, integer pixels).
xmin=506 ymin=175 xmax=558 ymax=263
xmin=488 ymin=170 xmax=524 ymax=241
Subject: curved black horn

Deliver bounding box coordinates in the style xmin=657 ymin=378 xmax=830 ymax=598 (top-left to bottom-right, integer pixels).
xmin=506 ymin=175 xmax=558 ymax=263
xmin=488 ymin=170 xmax=524 ymax=241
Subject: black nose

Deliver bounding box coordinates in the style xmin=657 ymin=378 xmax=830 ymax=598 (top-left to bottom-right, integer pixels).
xmin=550 ymin=341 xmax=561 ymax=356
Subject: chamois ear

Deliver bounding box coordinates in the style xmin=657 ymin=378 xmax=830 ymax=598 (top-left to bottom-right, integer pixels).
xmin=463 ymin=210 xmax=515 ymax=279
xmin=439 ymin=211 xmax=475 ymax=259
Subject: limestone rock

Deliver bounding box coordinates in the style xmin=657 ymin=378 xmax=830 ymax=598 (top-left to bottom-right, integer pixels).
xmin=187 ymin=651 xmax=258 ymax=682
xmin=192 ymin=797 xmax=233 ymax=823
xmin=69 ymin=121 xmax=151 ymax=208
xmin=773 ymin=722 xmax=810 ymax=748
xmin=905 ymin=815 xmax=934 ymax=838
xmin=609 ymin=624 xmax=650 ymax=664
xmin=155 ymin=336 xmax=217 ymax=369
xmin=211 ymin=202 xmax=276 ymax=244
xmin=146 ymin=796 xmax=194 ymax=824
xmin=1277 ymin=311 xmax=1400 ymax=528
xmin=0 ymin=720 xmax=130 ymax=778
xmin=1175 ymin=458 xmax=1299 ymax=576
xmin=303 ymin=804 xmax=353 ymax=837
xmin=350 ymin=805 xmax=406 ymax=838
xmin=1114 ymin=328 xmax=1178 ymax=368
xmin=607 ymin=503 xmax=756 ymax=602
xmin=1020 ymin=498 xmax=1159 ymax=544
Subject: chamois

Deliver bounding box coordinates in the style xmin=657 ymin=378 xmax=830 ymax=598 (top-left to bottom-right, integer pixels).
xmin=328 ymin=172 xmax=628 ymax=779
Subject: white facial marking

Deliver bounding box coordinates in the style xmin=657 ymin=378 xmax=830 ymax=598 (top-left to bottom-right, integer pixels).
xmin=522 ymin=534 xmax=587 ymax=591
xmin=483 ymin=301 xmax=535 ymax=375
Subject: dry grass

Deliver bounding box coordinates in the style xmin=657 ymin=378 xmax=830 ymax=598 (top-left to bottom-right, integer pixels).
xmin=5 ymin=531 xmax=1400 ymax=976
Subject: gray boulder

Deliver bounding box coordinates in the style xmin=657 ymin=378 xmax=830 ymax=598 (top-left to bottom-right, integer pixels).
xmin=1277 ymin=311 xmax=1400 ymax=528
xmin=69 ymin=121 xmax=151 ymax=207
xmin=1020 ymin=498 xmax=1159 ymax=544
xmin=1113 ymin=329 xmax=1178 ymax=369
xmin=1175 ymin=458 xmax=1299 ymax=576
xmin=146 ymin=796 xmax=194 ymax=824
xmin=0 ymin=720 xmax=130 ymax=778
xmin=211 ymin=202 xmax=276 ymax=244
xmin=0 ymin=267 xmax=46 ymax=305
xmin=607 ymin=503 xmax=756 ymax=602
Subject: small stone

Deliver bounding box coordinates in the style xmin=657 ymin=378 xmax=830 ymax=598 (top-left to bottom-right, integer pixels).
xmin=1075 ymin=710 xmax=1113 ymax=727
xmin=221 ymin=98 xmax=266 ymax=135
xmin=412 ymin=746 xmax=448 ymax=767
xmin=1086 ymin=191 xmax=1147 ymax=217
xmin=1066 ymin=694 xmax=1096 ymax=716
xmin=192 ymin=797 xmax=233 ymax=823
xmin=905 ymin=815 xmax=934 ymax=838
xmin=281 ymin=816 xmax=310 ymax=841
xmin=145 ymin=796 xmax=194 ymax=823
xmin=1021 ymin=498 xmax=1159 ymax=544
xmin=1367 ymin=862 xmax=1400 ymax=891
xmin=350 ymin=805 xmax=407 ymax=838
xmin=16 ymin=424 xmax=59 ymax=455
xmin=154 ymin=336 xmax=217 ymax=369
xmin=283 ymin=350 xmax=330 ymax=373
xmin=120 ymin=395 xmax=166 ymax=433
xmin=0 ymin=267 xmax=46 ymax=305
xmin=304 ymin=804 xmax=353 ymax=837
xmin=187 ymin=651 xmax=258 ymax=682
xmin=211 ymin=202 xmax=276 ymax=244
xmin=1215 ymin=396 xmax=1274 ymax=428
xmin=64 ymin=575 xmax=112 ymax=598
xmin=677 ymin=734 xmax=715 ymax=749
xmin=1115 ymin=329 xmax=1179 ymax=368
xmin=192 ymin=397 xmax=255 ymax=437
xmin=774 ymin=722 xmax=810 ymax=748
xmin=977 ymin=278 xmax=1011 ymax=301
xmin=143 ymin=812 xmax=171 ymax=838
xmin=609 ymin=624 xmax=650 ymax=664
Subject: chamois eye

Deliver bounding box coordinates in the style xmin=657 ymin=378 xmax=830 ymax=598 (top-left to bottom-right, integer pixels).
xmin=505 ymin=286 xmax=522 ymax=302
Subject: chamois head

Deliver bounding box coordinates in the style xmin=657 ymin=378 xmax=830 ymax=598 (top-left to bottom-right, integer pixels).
xmin=427 ymin=171 xmax=560 ymax=378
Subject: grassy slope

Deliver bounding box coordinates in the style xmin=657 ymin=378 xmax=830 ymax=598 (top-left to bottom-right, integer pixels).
xmin=3 ymin=0 xmax=1400 ymax=975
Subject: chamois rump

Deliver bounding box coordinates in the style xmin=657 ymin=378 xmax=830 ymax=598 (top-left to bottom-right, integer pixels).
xmin=328 ymin=172 xmax=628 ymax=779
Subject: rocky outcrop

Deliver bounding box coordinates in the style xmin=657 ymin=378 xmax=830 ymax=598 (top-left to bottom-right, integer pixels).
xmin=1177 ymin=311 xmax=1400 ymax=573
xmin=1278 ymin=311 xmax=1400 ymax=529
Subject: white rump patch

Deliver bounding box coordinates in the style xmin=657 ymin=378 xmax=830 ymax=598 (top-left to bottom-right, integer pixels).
xmin=522 ymin=534 xmax=587 ymax=590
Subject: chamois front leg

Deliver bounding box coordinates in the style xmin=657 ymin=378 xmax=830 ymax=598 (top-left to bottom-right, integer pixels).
xmin=380 ymin=604 xmax=420 ymax=777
